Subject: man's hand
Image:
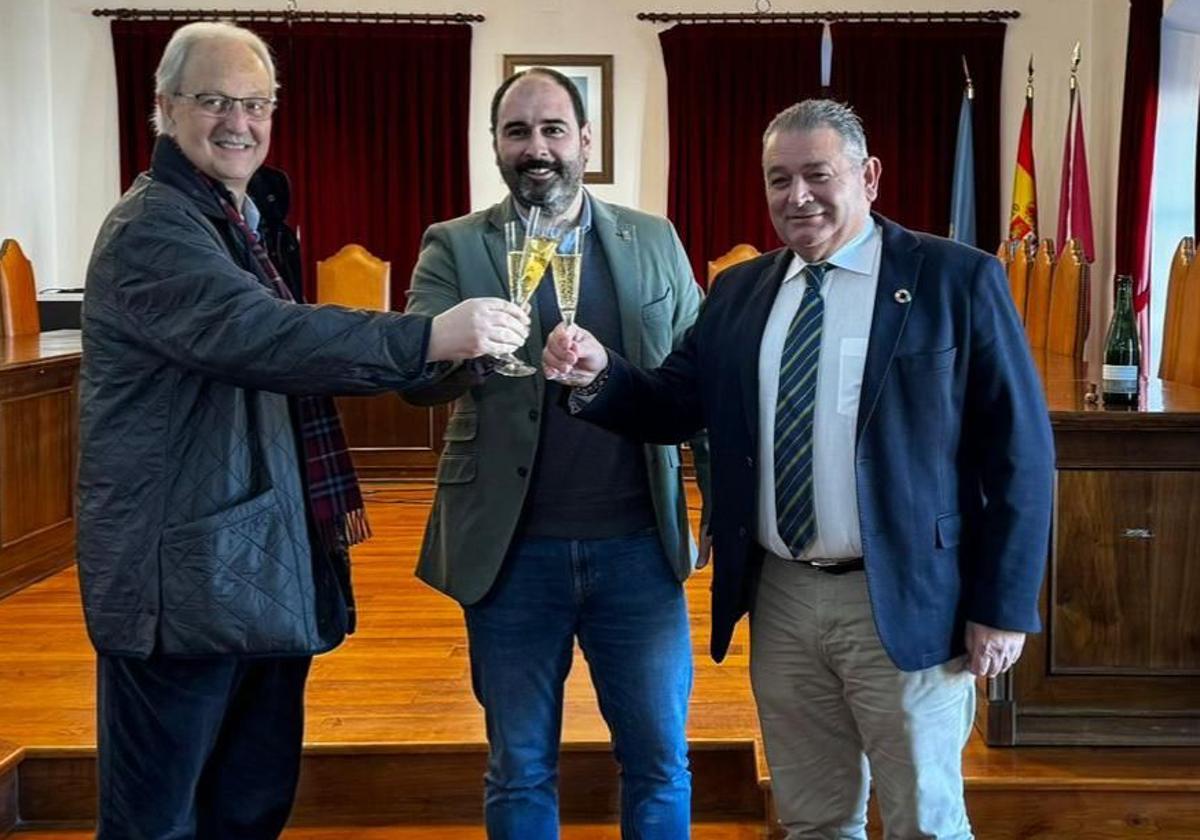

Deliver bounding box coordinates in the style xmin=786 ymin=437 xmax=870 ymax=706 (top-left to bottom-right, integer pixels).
xmin=427 ymin=298 xmax=530 ymax=362
xmin=964 ymin=621 xmax=1026 ymax=678
xmin=542 ymin=322 xmax=609 ymax=385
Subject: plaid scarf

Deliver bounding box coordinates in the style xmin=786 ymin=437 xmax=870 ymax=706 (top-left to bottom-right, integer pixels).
xmin=194 ymin=166 xmax=370 ymax=553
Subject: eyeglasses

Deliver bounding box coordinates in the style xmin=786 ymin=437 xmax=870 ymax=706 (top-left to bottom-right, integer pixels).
xmin=174 ymin=92 xmax=277 ymax=121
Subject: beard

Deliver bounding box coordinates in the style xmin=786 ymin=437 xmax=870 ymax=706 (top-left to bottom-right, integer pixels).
xmin=499 ymin=155 xmax=586 ymax=218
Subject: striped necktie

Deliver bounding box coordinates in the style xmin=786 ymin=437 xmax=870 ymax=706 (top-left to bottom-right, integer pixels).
xmin=775 ymin=262 xmax=829 ymax=556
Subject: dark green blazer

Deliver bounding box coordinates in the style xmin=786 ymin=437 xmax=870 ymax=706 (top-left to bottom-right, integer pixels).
xmin=404 ymin=194 xmax=707 ymax=605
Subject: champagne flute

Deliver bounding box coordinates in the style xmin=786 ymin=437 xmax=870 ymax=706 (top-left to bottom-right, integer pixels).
xmin=548 ymin=227 xmax=592 ymax=386
xmin=496 ymin=206 xmax=560 ymax=377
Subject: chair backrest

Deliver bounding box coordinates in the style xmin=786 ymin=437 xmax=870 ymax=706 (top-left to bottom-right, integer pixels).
xmin=0 ymin=239 xmax=41 ymax=336
xmin=707 ymin=243 xmax=761 ymax=286
xmin=1006 ymin=236 xmax=1035 ymax=323
xmin=1024 ymin=238 xmax=1056 ymax=349
xmin=315 ymin=244 xmax=390 ymax=312
xmin=995 ymin=238 xmax=1014 ymax=269
xmin=1046 ymin=238 xmax=1090 ymax=358
xmin=1159 ymin=236 xmax=1195 ymax=381
xmin=1171 ymin=250 xmax=1200 ymax=388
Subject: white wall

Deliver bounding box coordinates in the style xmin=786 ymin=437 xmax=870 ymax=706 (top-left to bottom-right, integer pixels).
xmin=2 ymin=0 xmax=1132 ymax=351
xmin=0 ymin=0 xmax=60 ymax=288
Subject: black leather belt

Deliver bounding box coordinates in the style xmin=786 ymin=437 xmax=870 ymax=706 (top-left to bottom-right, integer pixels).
xmin=806 ymin=557 xmax=864 ymax=575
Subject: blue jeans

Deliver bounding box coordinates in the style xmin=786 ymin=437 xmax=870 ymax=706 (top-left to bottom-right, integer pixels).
xmin=465 ymin=529 xmax=693 ymax=839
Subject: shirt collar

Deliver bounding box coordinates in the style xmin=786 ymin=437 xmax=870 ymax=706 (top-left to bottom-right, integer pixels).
xmin=784 ymin=217 xmax=880 ymax=284
xmin=241 ymin=194 xmax=262 ymax=235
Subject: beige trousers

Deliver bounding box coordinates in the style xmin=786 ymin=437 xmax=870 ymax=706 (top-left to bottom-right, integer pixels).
xmin=750 ymin=554 xmax=975 ymax=840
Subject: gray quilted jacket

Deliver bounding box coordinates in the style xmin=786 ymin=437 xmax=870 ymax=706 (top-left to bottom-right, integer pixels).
xmin=78 ymin=139 xmax=432 ymax=657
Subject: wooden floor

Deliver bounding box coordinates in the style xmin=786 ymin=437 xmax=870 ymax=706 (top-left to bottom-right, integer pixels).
xmin=13 ymin=825 xmax=769 ymax=839
xmin=0 ymin=483 xmax=760 ymax=755
xmin=4 ymin=483 xmax=1200 ymax=838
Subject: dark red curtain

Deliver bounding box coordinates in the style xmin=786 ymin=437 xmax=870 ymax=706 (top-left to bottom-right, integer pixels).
xmin=660 ymin=22 xmax=1007 ymax=283
xmin=111 ymin=20 xmax=472 ymax=305
xmin=827 ymin=22 xmax=1005 ymax=254
xmin=660 ymin=24 xmax=824 ymax=285
xmin=1114 ymin=0 xmax=1162 ymax=373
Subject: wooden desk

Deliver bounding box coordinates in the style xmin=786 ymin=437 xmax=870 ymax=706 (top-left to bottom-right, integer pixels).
xmin=979 ymin=350 xmax=1200 ymax=745
xmin=0 ymin=331 xmax=80 ymax=599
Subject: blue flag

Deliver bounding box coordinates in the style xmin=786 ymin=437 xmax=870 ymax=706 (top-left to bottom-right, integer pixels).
xmin=949 ymin=89 xmax=976 ymax=247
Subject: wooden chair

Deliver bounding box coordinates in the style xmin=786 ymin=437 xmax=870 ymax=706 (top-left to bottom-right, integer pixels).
xmin=1006 ymin=236 xmax=1036 ymax=324
xmin=1024 ymin=238 xmax=1056 ymax=349
xmin=995 ymin=238 xmax=1014 ymax=269
xmin=707 ymin=243 xmax=760 ymax=286
xmin=1159 ymin=236 xmax=1195 ymax=381
xmin=315 ymin=244 xmax=390 ymax=311
xmin=0 ymin=239 xmax=41 ymax=336
xmin=1045 ymin=238 xmax=1090 ymax=359
xmin=1171 ymin=251 xmax=1200 ymax=388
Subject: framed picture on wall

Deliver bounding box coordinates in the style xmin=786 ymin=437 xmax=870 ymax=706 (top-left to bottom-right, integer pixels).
xmin=502 ymin=54 xmax=614 ymax=184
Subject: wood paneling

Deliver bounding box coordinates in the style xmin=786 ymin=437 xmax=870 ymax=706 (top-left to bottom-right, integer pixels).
xmin=0 ymin=333 xmax=79 ymax=600
xmin=1 ymin=389 xmax=74 ymax=548
xmin=15 ymin=742 xmax=759 ymax=826
xmin=1052 ymin=470 xmax=1200 ymax=673
xmin=336 ymin=396 xmax=449 ymax=479
xmin=978 ymin=353 xmax=1200 ymax=745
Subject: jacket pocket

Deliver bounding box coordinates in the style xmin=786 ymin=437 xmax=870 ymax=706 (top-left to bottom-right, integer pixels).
xmin=158 ymin=488 xmax=311 ymax=655
xmin=442 ymin=410 xmax=478 ymax=442
xmin=935 ymin=512 xmax=962 ymax=548
xmin=897 ymin=346 xmax=957 ymax=372
xmin=437 ymin=454 xmax=477 ymax=484
xmin=642 ymin=288 xmax=674 ymax=325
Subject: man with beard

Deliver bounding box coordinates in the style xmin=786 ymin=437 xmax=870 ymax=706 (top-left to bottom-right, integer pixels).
xmin=403 ymin=68 xmax=706 ymax=838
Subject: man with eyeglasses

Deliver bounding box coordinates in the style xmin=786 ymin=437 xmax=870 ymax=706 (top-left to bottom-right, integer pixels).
xmin=79 ymin=21 xmax=527 ymax=838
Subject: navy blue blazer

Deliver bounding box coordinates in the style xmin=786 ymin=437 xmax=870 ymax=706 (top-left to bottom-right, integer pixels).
xmin=576 ymin=215 xmax=1055 ymax=670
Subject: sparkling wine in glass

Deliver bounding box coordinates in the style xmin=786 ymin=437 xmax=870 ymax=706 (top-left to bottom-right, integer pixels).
xmin=547 ymin=227 xmax=592 ymax=386
xmin=552 ymin=227 xmax=582 ymax=326
xmin=496 ymin=207 xmax=560 ymax=377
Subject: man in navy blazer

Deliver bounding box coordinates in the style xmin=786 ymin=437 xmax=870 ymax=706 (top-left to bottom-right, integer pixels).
xmin=545 ymin=100 xmax=1054 ymax=838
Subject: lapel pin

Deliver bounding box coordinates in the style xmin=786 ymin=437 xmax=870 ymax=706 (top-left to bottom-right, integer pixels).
xmin=894 ymin=289 xmax=912 ymax=304
xmin=618 ymin=230 xmax=632 ymax=241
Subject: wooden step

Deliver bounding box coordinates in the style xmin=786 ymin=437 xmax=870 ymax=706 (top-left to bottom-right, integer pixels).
xmin=8 ymin=821 xmax=771 ymax=839
xmin=12 ymin=741 xmax=763 ymax=829
xmin=759 ymin=738 xmax=1200 ymax=840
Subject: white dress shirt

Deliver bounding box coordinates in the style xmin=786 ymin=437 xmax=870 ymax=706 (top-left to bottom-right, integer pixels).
xmin=756 ymin=220 xmax=882 ymax=561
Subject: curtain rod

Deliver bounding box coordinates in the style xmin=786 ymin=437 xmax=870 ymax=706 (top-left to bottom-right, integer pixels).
xmin=636 ymin=10 xmax=1019 ymax=24
xmin=92 ymin=8 xmax=484 ymax=23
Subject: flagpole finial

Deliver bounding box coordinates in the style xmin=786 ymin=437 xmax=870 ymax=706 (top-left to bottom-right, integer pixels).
xmin=961 ymin=55 xmax=975 ymax=100
xmin=1026 ymin=55 xmax=1035 ymax=100
xmin=1070 ymin=42 xmax=1081 ymax=91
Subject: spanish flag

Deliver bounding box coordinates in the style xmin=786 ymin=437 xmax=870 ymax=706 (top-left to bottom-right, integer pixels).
xmin=1008 ymin=58 xmax=1038 ymax=240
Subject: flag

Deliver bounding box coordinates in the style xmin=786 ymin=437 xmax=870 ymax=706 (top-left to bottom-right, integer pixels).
xmin=1009 ymin=97 xmax=1038 ymax=240
xmin=949 ymin=79 xmax=976 ymax=246
xmin=1056 ymin=72 xmax=1095 ymax=262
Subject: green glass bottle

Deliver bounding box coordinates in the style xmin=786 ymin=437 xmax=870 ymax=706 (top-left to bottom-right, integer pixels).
xmin=1101 ymin=274 xmax=1140 ymax=408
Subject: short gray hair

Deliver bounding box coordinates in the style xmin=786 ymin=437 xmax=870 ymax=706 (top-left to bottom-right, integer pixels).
xmin=152 ymin=21 xmax=277 ymax=135
xmin=763 ymin=99 xmax=869 ymax=162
